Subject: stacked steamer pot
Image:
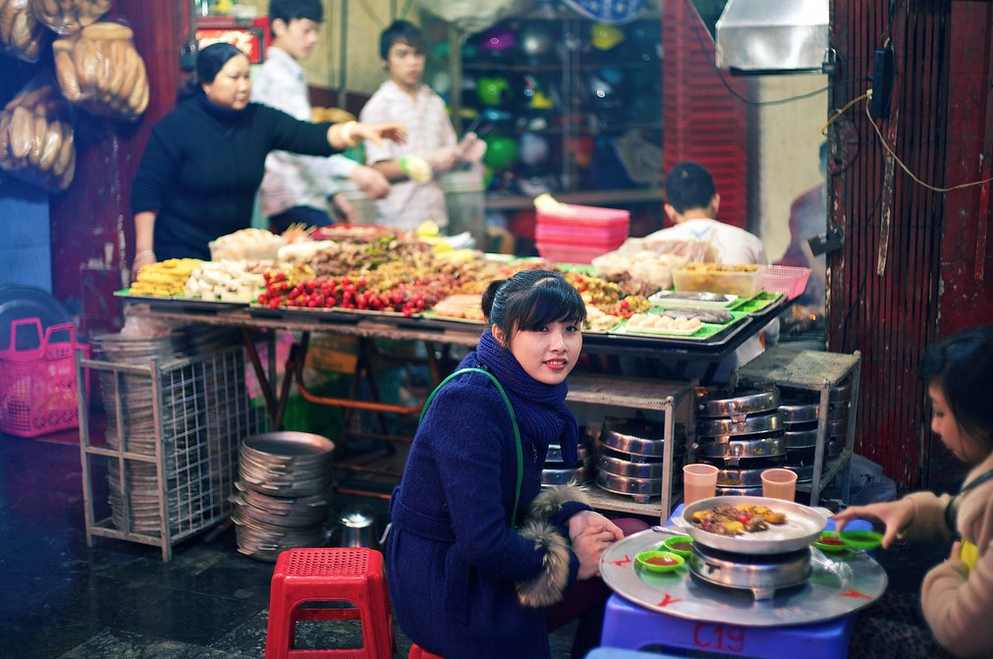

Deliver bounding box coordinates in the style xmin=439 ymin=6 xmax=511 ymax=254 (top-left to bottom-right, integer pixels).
xmin=694 ymin=384 xmax=787 ymax=496
xmin=778 ymin=379 xmax=851 ymax=482
xmin=541 ymin=429 xmax=595 ymax=487
xmin=595 ymin=417 xmax=686 ymax=503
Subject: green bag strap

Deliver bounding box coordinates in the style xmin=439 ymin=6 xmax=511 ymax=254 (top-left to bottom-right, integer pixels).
xmin=419 ymin=367 xmax=524 ymax=527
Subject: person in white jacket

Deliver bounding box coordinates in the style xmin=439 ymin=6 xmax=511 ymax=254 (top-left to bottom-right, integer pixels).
xmin=643 ymin=161 xmax=776 ymax=380
xmin=252 ymin=0 xmax=390 ymax=230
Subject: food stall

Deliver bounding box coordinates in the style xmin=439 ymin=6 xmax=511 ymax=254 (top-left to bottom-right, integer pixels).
xmin=72 ymin=219 xmax=859 ymax=561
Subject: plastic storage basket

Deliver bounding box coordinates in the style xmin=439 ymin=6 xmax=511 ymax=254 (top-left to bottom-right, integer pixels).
xmin=0 ymin=317 xmax=89 ymax=437
xmin=762 ymin=265 xmax=812 ymax=300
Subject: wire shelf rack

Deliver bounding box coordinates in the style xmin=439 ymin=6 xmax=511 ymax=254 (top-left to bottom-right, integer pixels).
xmin=77 ymin=338 xmax=263 ymax=561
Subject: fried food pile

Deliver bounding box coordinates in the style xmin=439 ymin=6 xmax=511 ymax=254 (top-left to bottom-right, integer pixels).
xmin=691 ymin=503 xmax=787 ymax=536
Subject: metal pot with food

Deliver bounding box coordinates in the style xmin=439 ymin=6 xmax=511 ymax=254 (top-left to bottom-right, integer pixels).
xmin=677 ymin=495 xmax=827 ymax=554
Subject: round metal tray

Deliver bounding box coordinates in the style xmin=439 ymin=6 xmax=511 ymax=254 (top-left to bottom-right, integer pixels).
xmin=599 ymin=421 xmax=670 ymax=458
xmin=695 ymin=383 xmax=780 ymax=418
xmin=545 ymin=442 xmax=591 ymax=465
xmin=601 ymin=528 xmax=887 ymax=626
xmin=541 ymin=464 xmax=593 ymax=486
xmin=696 ymin=411 xmax=783 ymax=438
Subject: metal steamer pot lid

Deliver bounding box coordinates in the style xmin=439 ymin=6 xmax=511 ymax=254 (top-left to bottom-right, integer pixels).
xmin=696 ymin=410 xmax=783 ymax=437
xmin=696 ymin=435 xmax=786 ymax=460
xmin=694 ymin=383 xmax=780 ymax=418
xmin=677 ymin=495 xmax=828 ymax=554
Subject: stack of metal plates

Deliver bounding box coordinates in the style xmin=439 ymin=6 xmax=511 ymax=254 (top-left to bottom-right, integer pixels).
xmin=232 ymin=431 xmax=335 ymax=561
xmin=595 ymin=418 xmax=685 ymax=503
xmin=694 ymin=384 xmax=787 ymax=496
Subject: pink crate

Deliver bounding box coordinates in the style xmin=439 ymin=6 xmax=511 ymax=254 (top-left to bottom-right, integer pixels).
xmin=537 ymin=204 xmax=630 ymax=230
xmin=763 ymin=265 xmax=812 ymax=300
xmin=537 ymin=243 xmax=613 ymax=264
xmin=0 ymin=318 xmax=89 ymax=438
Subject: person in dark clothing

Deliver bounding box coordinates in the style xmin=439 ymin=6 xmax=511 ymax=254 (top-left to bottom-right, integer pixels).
xmin=387 ymin=269 xmax=648 ymax=659
xmin=130 ymin=42 xmax=404 ymax=275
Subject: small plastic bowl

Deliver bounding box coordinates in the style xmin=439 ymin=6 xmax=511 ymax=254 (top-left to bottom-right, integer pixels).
xmin=661 ymin=535 xmax=694 ymax=559
xmin=813 ymin=531 xmax=850 ymax=553
xmin=636 ymin=550 xmax=685 ymax=573
xmin=839 ymin=529 xmax=884 ymax=551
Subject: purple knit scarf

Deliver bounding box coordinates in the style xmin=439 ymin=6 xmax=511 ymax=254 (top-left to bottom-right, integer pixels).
xmin=475 ymin=330 xmax=579 ymax=465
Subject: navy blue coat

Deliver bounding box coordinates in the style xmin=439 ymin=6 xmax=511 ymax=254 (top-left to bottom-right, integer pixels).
xmin=387 ymin=351 xmax=589 ymax=659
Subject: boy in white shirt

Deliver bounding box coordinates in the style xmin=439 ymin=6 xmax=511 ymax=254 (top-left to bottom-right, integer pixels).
xmin=359 ymin=20 xmax=484 ymax=231
xmin=252 ymin=0 xmax=390 ymax=230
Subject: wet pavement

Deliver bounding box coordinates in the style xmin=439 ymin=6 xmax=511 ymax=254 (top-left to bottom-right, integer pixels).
xmin=1 ymin=419 xmax=947 ymax=659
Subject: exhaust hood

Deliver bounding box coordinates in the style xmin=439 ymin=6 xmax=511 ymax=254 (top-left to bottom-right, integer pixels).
xmin=715 ymin=0 xmax=829 ymax=75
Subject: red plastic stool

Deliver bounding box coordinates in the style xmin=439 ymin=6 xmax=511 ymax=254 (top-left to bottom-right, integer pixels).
xmin=265 ymin=547 xmax=395 ymax=659
xmin=408 ymin=644 xmax=444 ymax=659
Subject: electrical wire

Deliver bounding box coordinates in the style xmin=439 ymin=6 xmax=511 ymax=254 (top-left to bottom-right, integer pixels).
xmin=863 ymin=100 xmax=993 ymax=193
xmin=822 ymin=93 xmax=870 ymax=134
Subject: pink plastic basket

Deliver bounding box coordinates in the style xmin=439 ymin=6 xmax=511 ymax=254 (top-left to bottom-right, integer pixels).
xmin=763 ymin=265 xmax=812 ymax=300
xmin=0 ymin=318 xmax=89 ymax=438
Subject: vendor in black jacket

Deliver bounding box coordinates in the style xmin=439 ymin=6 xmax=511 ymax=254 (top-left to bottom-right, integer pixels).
xmin=130 ymin=42 xmax=405 ymax=274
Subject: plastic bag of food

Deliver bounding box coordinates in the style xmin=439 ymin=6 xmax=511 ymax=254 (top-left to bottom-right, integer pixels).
xmin=0 ymin=73 xmax=77 ymax=191
xmin=29 ymin=0 xmax=112 ymax=35
xmin=52 ymin=20 xmax=150 ymax=121
xmin=0 ymin=0 xmax=48 ymax=61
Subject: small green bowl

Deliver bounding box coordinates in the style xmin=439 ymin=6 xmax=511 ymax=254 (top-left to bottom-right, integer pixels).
xmin=813 ymin=531 xmax=850 ymax=553
xmin=840 ymin=529 xmax=884 ymax=551
xmin=661 ymin=535 xmax=694 ymax=559
xmin=636 ymin=550 xmax=685 ymax=573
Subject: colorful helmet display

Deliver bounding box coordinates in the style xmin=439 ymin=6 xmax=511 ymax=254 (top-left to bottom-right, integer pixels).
xmin=483 ymin=135 xmax=519 ymax=171
xmin=591 ymin=23 xmax=624 ymax=50
xmin=476 ymin=76 xmax=511 ymax=106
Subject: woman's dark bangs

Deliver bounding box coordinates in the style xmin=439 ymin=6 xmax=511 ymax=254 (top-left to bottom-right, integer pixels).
xmin=515 ymin=283 xmax=586 ymax=331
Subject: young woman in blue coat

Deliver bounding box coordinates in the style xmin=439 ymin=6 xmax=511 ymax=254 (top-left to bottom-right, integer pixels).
xmin=387 ymin=269 xmax=646 ymax=659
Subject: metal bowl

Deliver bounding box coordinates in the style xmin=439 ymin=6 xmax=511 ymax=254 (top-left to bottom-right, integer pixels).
xmin=677 ymin=495 xmax=828 ymax=554
xmin=695 ymin=384 xmax=780 ymax=418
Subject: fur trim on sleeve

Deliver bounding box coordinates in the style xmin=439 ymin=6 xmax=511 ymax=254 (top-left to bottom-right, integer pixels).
xmin=516 ymin=517 xmax=571 ymax=607
xmin=526 ymin=484 xmax=592 ymax=520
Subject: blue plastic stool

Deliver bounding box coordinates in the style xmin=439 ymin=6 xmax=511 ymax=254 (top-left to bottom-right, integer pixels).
xmin=600 ymin=594 xmax=856 ymax=659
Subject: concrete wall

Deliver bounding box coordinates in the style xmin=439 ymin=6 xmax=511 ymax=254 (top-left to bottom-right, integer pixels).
xmin=752 ymin=74 xmax=829 ymax=262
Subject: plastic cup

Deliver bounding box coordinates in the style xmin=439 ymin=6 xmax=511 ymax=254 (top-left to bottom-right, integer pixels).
xmin=683 ymin=463 xmax=718 ymax=504
xmin=761 ymin=468 xmax=798 ymax=501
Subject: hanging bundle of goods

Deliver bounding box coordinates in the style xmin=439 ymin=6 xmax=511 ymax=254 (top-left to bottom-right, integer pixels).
xmin=0 ymin=0 xmax=48 ymax=61
xmin=53 ymin=21 xmax=150 ymax=121
xmin=30 ymin=0 xmax=113 ymax=35
xmin=0 ymin=82 xmax=76 ymax=190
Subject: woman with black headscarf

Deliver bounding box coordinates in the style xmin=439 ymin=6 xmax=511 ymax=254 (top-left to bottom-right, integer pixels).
xmin=130 ymin=42 xmax=405 ymax=275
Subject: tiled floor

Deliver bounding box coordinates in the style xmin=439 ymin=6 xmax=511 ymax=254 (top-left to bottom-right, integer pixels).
xmin=1 ymin=419 xmax=951 ymax=659
xmin=0 ymin=421 xmax=579 ymax=659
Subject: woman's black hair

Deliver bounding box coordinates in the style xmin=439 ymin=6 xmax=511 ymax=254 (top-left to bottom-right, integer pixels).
xmin=178 ymin=42 xmax=246 ymax=102
xmin=919 ymin=325 xmax=993 ymax=451
xmin=481 ymin=269 xmax=586 ymax=344
xmin=379 ymin=20 xmax=426 ymax=61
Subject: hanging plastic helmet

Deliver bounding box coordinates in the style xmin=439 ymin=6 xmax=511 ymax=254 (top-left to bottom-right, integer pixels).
xmin=518 ymin=23 xmax=553 ymax=59
xmin=483 ymin=135 xmax=519 ymax=171
xmin=477 ymin=76 xmax=511 ymax=106
xmin=477 ymin=24 xmax=517 ymax=52
xmin=591 ymin=23 xmax=625 ymax=50
xmin=518 ymin=132 xmax=550 ymax=167
xmin=562 ymin=0 xmax=646 ymax=25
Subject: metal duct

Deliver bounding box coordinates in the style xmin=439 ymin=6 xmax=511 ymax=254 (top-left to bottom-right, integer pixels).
xmin=715 ymin=0 xmax=829 ymax=74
